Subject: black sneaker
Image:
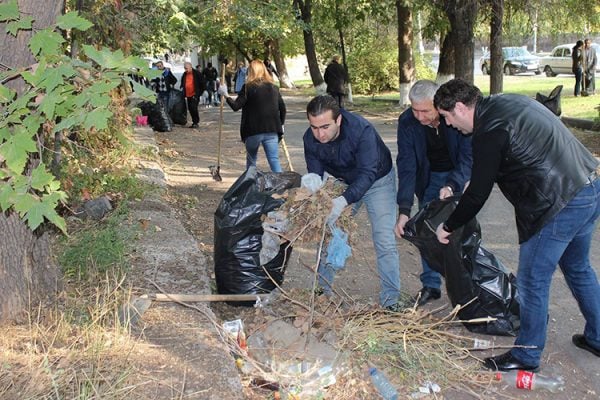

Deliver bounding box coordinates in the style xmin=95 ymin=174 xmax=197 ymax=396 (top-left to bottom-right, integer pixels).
xmin=416 ymin=287 xmax=441 ymax=306
xmin=190 ymin=123 xmax=199 ymax=129
xmin=385 ymin=294 xmax=416 ymax=312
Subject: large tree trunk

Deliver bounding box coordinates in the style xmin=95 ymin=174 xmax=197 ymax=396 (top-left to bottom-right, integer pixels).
xmin=436 ymin=31 xmax=455 ymax=84
xmin=489 ymin=0 xmax=504 ymax=94
xmin=397 ymin=0 xmax=413 ymax=105
xmin=0 ymin=0 xmax=63 ymax=322
xmin=270 ymin=39 xmax=295 ymax=89
xmin=293 ymin=0 xmax=325 ymax=92
xmin=445 ymin=0 xmax=478 ymax=83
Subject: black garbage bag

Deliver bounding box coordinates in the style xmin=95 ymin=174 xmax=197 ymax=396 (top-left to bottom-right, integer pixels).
xmin=214 ymin=167 xmax=301 ymax=305
xmin=535 ymin=84 xmax=562 ymax=116
xmin=139 ymin=99 xmax=172 ymax=132
xmin=167 ymin=89 xmax=187 ymax=125
xmin=403 ymin=196 xmax=520 ymax=336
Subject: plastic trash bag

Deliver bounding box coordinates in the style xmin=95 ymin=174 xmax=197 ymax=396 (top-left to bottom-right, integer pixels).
xmin=139 ymin=99 xmax=172 ymax=132
xmin=214 ymin=167 xmax=301 ymax=305
xmin=535 ymin=85 xmax=562 ymax=116
xmin=325 ymin=226 xmax=351 ymax=270
xmin=167 ymin=89 xmax=187 ymax=125
xmin=260 ymin=211 xmax=289 ymax=266
xmin=403 ymin=196 xmax=520 ymax=336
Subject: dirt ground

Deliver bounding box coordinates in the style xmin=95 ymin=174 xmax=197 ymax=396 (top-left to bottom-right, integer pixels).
xmin=154 ymin=91 xmax=600 ymax=399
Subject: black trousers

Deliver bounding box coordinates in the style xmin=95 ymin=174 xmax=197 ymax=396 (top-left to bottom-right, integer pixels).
xmin=185 ymin=96 xmax=200 ymax=124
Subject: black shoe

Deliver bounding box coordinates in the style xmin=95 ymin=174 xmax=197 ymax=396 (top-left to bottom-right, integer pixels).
xmin=483 ymin=351 xmax=539 ymax=372
xmin=573 ymin=334 xmax=600 ymax=357
xmin=416 ymin=287 xmax=441 ymax=306
xmin=190 ymin=123 xmax=199 ymax=129
xmin=385 ymin=294 xmax=416 ymax=312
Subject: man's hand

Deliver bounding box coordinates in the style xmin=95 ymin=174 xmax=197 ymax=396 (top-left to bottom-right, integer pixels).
xmin=301 ymin=173 xmax=323 ymax=194
xmin=439 ymin=185 xmax=453 ymax=199
xmin=394 ymin=214 xmax=409 ymax=238
xmin=327 ymin=196 xmax=348 ymax=227
xmin=436 ymin=222 xmax=451 ymax=244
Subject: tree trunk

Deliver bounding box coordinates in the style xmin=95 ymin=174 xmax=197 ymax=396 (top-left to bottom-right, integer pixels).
xmin=445 ymin=0 xmax=478 ymax=83
xmin=293 ymin=0 xmax=325 ymax=92
xmin=271 ymin=39 xmax=295 ymax=89
xmin=0 ymin=0 xmax=63 ymax=322
xmin=489 ymin=0 xmax=504 ymax=94
xmin=437 ymin=31 xmax=455 ymax=84
xmin=397 ymin=0 xmax=414 ymax=105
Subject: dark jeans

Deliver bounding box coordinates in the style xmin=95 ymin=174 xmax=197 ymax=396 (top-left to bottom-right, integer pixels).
xmin=574 ymin=67 xmax=583 ymax=96
xmin=185 ymin=96 xmax=200 ymax=125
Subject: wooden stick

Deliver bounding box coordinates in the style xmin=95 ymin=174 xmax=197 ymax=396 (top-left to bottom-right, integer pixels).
xmin=140 ymin=293 xmax=272 ymax=302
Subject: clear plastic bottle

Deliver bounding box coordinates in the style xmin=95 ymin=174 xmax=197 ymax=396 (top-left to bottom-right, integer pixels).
xmin=369 ymin=367 xmax=398 ymax=400
xmin=496 ymin=370 xmax=564 ymax=393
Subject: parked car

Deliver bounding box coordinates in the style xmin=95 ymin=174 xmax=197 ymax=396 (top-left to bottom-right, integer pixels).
xmin=480 ymin=47 xmax=541 ymax=75
xmin=540 ymin=43 xmax=600 ymax=77
xmin=142 ymin=56 xmax=172 ymax=69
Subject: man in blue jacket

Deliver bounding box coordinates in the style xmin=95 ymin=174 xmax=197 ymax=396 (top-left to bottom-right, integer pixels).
xmin=395 ymin=80 xmax=472 ymax=306
xmin=302 ymin=95 xmax=402 ymax=310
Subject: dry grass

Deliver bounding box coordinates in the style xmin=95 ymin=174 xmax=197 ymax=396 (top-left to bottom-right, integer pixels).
xmin=0 ymin=273 xmax=143 ymax=400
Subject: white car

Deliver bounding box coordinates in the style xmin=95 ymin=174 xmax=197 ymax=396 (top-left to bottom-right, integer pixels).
xmin=142 ymin=56 xmax=172 ymax=70
xmin=540 ymin=43 xmax=600 ymax=77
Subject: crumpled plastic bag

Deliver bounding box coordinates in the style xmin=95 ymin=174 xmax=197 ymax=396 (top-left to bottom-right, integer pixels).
xmin=260 ymin=211 xmax=289 ymax=266
xmin=325 ymin=226 xmax=351 ymax=270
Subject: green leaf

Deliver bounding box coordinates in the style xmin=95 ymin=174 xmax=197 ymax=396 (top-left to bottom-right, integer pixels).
xmin=38 ymin=90 xmax=64 ymax=119
xmin=130 ymin=79 xmax=157 ymax=100
xmin=84 ymin=108 xmax=113 ymax=130
xmin=82 ymin=45 xmax=127 ymax=69
xmin=56 ymin=12 xmax=93 ymax=31
xmin=30 ymin=164 xmax=54 ymax=191
xmin=0 ymin=182 xmax=15 ymax=211
xmin=22 ymin=114 xmax=44 ymax=134
xmin=0 ymin=0 xmax=19 ymax=22
xmin=12 ymin=192 xmax=37 ymax=215
xmin=29 ymin=29 xmax=65 ymax=58
xmin=6 ymin=16 xmax=33 ymax=35
xmin=0 ymin=128 xmax=38 ymax=173
xmin=0 ymin=84 xmax=15 ymax=103
xmin=0 ymin=127 xmax=9 ymax=141
xmin=38 ymin=64 xmax=77 ymax=92
xmin=52 ymin=114 xmax=84 ymax=133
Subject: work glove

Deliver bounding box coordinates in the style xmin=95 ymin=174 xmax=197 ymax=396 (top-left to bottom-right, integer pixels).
xmin=217 ymin=84 xmax=228 ymax=97
xmin=327 ymin=196 xmax=348 ymax=227
xmin=300 ymin=173 xmax=323 ymax=194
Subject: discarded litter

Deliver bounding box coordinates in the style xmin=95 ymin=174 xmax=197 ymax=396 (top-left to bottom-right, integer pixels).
xmin=222 ymin=319 xmax=247 ymax=351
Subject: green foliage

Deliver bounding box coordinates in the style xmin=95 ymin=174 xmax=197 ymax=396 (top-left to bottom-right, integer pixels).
xmin=346 ymin=34 xmax=398 ymax=95
xmin=414 ymin=52 xmax=435 ymax=81
xmin=0 ymin=8 xmax=155 ymax=234
xmin=59 ymin=202 xmax=133 ymax=280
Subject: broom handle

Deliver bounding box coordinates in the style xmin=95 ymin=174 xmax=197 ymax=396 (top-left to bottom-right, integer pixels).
xmin=217 ymin=63 xmax=226 ymax=167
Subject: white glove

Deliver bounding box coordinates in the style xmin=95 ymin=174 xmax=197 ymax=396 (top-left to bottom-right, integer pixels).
xmin=301 ymin=173 xmax=323 ymax=194
xmin=217 ymin=85 xmax=228 ymax=97
xmin=327 ymin=196 xmax=348 ymax=226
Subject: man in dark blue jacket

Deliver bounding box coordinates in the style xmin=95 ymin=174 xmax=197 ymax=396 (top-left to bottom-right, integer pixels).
xmin=302 ymin=95 xmax=401 ymax=310
xmin=395 ymin=80 xmax=472 ymax=306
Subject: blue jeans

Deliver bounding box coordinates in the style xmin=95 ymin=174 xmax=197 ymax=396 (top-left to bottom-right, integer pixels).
xmin=574 ymin=67 xmax=583 ymax=96
xmin=244 ymin=133 xmax=282 ymax=173
xmin=511 ymin=177 xmax=600 ymax=366
xmin=318 ymin=169 xmax=400 ymax=307
xmin=417 ymin=171 xmax=449 ymax=290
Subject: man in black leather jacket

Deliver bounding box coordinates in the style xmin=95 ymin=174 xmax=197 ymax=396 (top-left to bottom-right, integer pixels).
xmin=433 ymin=78 xmax=600 ymax=372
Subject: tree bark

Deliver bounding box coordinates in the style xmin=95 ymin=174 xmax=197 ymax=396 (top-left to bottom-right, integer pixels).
xmin=437 ymin=31 xmax=455 ymax=84
xmin=489 ymin=0 xmax=504 ymax=94
xmin=293 ymin=0 xmax=325 ymax=91
xmin=397 ymin=0 xmax=414 ymax=105
xmin=444 ymin=0 xmax=478 ymax=83
xmin=0 ymin=0 xmax=63 ymax=322
xmin=270 ymin=39 xmax=295 ymax=89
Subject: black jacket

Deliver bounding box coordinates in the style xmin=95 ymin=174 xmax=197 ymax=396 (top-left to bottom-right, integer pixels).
xmin=324 ymin=61 xmax=348 ymax=95
xmin=180 ymin=68 xmax=205 ymax=98
xmin=446 ymin=94 xmax=598 ymax=243
xmin=225 ymin=82 xmax=286 ymax=141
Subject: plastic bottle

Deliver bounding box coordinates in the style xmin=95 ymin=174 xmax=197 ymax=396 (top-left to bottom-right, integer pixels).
xmin=369 ymin=367 xmax=398 ymax=400
xmin=496 ymin=370 xmax=564 ymax=393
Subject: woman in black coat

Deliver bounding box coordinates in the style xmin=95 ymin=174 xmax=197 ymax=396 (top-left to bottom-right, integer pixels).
xmin=219 ymin=60 xmax=286 ymax=172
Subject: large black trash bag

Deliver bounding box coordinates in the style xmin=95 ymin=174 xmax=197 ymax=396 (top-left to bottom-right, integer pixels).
xmin=214 ymin=167 xmax=301 ymax=305
xmin=404 ymin=197 xmax=520 ymax=336
xmin=139 ymin=99 xmax=172 ymax=132
xmin=535 ymin=84 xmax=562 ymax=116
xmin=167 ymin=89 xmax=187 ymax=125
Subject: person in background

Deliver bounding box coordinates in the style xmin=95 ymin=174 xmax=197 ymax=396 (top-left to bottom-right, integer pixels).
xmin=434 ymin=78 xmax=600 ymax=372
xmin=180 ymin=62 xmax=205 ymax=129
xmin=301 ymin=95 xmax=403 ymax=311
xmin=218 ymin=60 xmax=285 ymax=172
xmin=202 ymin=62 xmax=219 ymax=106
xmin=572 ymin=40 xmax=584 ymax=96
xmin=584 ymin=38 xmax=597 ymax=95
xmin=225 ymin=59 xmax=235 ymax=93
xmin=324 ymin=55 xmax=349 ymax=108
xmin=234 ymin=61 xmax=248 ymax=94
xmin=151 ymin=60 xmax=177 ymax=104
xmin=395 ymin=80 xmax=472 ymax=306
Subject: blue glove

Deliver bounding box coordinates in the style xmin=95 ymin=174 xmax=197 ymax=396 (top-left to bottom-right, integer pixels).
xmin=327 ymin=196 xmax=348 ymax=227
xmin=301 ymin=173 xmax=323 ymax=194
